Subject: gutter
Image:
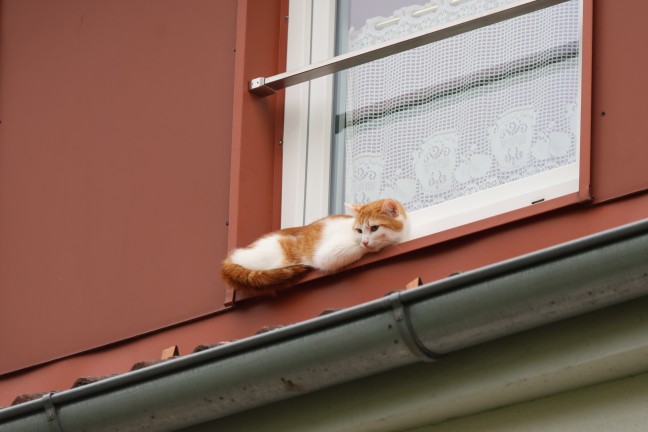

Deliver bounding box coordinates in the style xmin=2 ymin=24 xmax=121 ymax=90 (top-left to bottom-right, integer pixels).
xmin=2 ymin=219 xmax=648 ymax=432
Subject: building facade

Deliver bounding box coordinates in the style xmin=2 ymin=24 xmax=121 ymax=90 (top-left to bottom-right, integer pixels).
xmin=1 ymin=0 xmax=648 ymax=430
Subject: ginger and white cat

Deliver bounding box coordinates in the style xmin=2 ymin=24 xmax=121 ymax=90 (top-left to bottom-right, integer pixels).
xmin=221 ymin=198 xmax=409 ymax=294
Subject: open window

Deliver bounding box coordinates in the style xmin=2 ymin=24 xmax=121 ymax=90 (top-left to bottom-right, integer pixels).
xmin=253 ymin=0 xmax=591 ymax=248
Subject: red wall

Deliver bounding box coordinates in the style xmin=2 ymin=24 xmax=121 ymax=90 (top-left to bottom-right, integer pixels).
xmin=3 ymin=0 xmax=648 ymax=408
xmin=0 ymin=0 xmax=237 ymax=374
xmin=590 ymin=0 xmax=648 ymax=201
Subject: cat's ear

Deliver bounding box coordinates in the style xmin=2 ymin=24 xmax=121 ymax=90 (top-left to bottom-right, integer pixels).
xmin=381 ymin=199 xmax=400 ymax=218
xmin=345 ymin=202 xmax=361 ymax=215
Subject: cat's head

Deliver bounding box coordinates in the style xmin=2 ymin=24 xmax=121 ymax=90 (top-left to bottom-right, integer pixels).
xmin=345 ymin=198 xmax=409 ymax=252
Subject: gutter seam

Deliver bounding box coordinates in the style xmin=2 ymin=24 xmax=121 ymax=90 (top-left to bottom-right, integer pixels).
xmin=387 ymin=292 xmax=442 ymax=361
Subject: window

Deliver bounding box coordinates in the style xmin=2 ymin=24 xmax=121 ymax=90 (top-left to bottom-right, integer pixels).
xmin=277 ymin=0 xmax=590 ymax=243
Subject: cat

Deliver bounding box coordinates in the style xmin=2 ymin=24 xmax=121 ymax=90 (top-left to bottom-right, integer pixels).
xmin=221 ymin=198 xmax=409 ymax=295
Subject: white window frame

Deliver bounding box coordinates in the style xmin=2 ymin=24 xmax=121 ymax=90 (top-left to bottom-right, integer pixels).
xmin=281 ymin=0 xmax=586 ymax=242
xmin=281 ymin=0 xmax=336 ymax=227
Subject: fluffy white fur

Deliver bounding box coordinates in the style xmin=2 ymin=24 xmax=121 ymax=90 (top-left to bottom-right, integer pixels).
xmin=229 ymin=234 xmax=286 ymax=271
xmin=308 ymin=217 xmax=364 ymax=272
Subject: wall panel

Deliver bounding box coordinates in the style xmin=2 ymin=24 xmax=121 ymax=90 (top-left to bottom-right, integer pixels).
xmin=591 ymin=1 xmax=648 ymax=201
xmin=0 ymin=0 xmax=236 ymax=374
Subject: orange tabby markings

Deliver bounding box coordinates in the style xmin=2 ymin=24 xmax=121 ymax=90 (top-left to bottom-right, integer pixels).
xmin=221 ymin=198 xmax=409 ymax=295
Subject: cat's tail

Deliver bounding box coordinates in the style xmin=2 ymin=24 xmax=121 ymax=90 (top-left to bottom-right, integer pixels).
xmin=221 ymin=258 xmax=312 ymax=295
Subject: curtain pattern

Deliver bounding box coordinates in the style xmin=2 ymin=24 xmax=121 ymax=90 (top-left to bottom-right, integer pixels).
xmin=341 ymin=0 xmax=580 ymax=211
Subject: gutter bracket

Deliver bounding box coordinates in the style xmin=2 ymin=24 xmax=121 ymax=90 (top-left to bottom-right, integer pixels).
xmin=42 ymin=393 xmax=64 ymax=432
xmin=387 ymin=292 xmax=442 ymax=362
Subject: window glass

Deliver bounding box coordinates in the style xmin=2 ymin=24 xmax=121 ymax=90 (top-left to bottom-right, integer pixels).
xmin=330 ymin=0 xmax=581 ymax=222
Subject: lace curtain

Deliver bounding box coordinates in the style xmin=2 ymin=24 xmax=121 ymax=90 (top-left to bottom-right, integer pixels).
xmin=340 ymin=0 xmax=581 ymax=211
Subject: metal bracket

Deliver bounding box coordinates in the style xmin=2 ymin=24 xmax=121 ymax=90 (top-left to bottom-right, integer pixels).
xmin=249 ymin=77 xmax=277 ymax=97
xmin=42 ymin=392 xmax=64 ymax=432
xmin=387 ymin=292 xmax=442 ymax=362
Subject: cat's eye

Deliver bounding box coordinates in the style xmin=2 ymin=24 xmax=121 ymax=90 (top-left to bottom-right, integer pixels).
xmin=370 ymin=225 xmax=379 ymax=232
xmin=355 ymin=228 xmax=362 ymax=234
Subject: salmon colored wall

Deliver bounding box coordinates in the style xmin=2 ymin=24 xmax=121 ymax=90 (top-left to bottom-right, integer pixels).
xmin=0 ymin=0 xmax=237 ymax=374
xmin=590 ymin=1 xmax=648 ymax=202
xmin=3 ymin=0 xmax=648 ymax=408
xmin=227 ymin=0 xmax=285 ymax=252
xmin=225 ymin=0 xmax=287 ymax=304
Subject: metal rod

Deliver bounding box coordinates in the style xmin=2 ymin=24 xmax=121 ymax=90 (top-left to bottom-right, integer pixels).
xmin=249 ymin=0 xmax=570 ymax=96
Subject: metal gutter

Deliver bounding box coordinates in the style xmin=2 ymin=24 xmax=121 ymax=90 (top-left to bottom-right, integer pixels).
xmin=2 ymin=218 xmax=648 ymax=432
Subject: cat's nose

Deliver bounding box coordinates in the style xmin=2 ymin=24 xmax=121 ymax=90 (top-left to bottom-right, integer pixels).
xmin=362 ymin=240 xmax=369 ymax=247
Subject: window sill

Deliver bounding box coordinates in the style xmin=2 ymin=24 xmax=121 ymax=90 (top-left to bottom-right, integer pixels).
xmin=228 ymin=192 xmax=588 ymax=304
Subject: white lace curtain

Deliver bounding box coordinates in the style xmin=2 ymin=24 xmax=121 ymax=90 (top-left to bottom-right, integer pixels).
xmin=341 ymin=0 xmax=581 ymax=211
